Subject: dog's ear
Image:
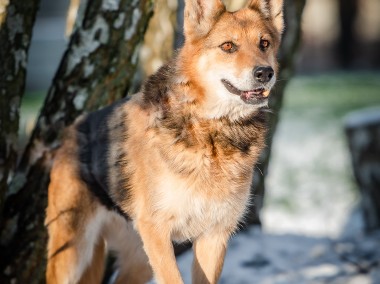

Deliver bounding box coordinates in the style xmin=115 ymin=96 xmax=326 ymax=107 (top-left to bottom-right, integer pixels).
xmin=246 ymin=0 xmax=284 ymax=35
xmin=184 ymin=0 xmax=226 ymax=41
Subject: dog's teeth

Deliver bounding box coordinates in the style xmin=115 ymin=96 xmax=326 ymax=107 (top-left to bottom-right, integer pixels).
xmin=263 ymin=90 xmax=270 ymax=97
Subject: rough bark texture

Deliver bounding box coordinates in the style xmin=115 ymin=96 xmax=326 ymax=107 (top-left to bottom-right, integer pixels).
xmin=0 ymin=0 xmax=40 ymax=228
xmin=345 ymin=108 xmax=380 ymax=232
xmin=0 ymin=0 xmax=154 ymax=282
xmin=246 ymin=0 xmax=306 ymax=225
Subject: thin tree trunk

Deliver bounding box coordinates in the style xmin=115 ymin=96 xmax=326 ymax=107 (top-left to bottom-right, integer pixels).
xmin=338 ymin=0 xmax=358 ymax=69
xmin=0 ymin=0 xmax=154 ymax=282
xmin=246 ymin=0 xmax=306 ymax=226
xmin=174 ymin=0 xmax=185 ymax=50
xmin=0 ymin=0 xmax=40 ymax=227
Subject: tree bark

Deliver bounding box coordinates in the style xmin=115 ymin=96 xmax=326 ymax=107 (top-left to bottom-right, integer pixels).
xmin=246 ymin=0 xmax=306 ymax=226
xmin=0 ymin=0 xmax=40 ymax=228
xmin=0 ymin=0 xmax=154 ymax=282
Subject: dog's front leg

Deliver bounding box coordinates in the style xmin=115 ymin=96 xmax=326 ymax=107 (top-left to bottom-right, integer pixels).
xmin=137 ymin=219 xmax=183 ymax=284
xmin=192 ymin=232 xmax=229 ymax=284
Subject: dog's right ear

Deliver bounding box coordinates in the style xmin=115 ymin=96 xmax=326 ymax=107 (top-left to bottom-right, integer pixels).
xmin=184 ymin=0 xmax=226 ymax=41
xmin=246 ymin=0 xmax=284 ymax=35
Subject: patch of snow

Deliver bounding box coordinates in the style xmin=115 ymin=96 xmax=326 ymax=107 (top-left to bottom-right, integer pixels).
xmin=345 ymin=107 xmax=380 ymax=129
xmin=176 ymin=228 xmax=380 ymax=284
xmin=263 ymin=110 xmax=357 ymax=238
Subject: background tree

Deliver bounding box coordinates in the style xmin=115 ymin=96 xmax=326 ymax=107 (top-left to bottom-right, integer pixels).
xmin=247 ymin=0 xmax=306 ymax=225
xmin=0 ymin=0 xmax=40 ymax=230
xmin=0 ymin=0 xmax=153 ymax=282
xmin=337 ymin=0 xmax=358 ymax=69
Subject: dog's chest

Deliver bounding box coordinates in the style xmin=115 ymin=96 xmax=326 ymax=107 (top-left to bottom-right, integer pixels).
xmin=152 ymin=170 xmax=250 ymax=242
xmin=144 ymin=120 xmax=264 ymax=241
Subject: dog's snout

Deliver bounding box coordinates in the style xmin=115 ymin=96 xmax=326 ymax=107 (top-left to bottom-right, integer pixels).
xmin=253 ymin=66 xmax=274 ymax=84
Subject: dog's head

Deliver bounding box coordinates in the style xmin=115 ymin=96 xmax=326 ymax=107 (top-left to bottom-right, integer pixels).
xmin=178 ymin=0 xmax=284 ymax=119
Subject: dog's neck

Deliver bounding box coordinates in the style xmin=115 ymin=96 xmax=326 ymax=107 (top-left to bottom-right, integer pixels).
xmin=139 ymin=63 xmax=267 ymax=159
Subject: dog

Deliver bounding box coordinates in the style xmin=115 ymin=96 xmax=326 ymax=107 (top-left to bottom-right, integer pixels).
xmin=45 ymin=0 xmax=284 ymax=283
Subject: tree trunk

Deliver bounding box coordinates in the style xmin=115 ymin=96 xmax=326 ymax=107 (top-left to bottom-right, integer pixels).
xmin=0 ymin=0 xmax=154 ymax=282
xmin=0 ymin=0 xmax=40 ymax=227
xmin=174 ymin=0 xmax=185 ymax=49
xmin=337 ymin=0 xmax=358 ymax=69
xmin=246 ymin=0 xmax=306 ymax=226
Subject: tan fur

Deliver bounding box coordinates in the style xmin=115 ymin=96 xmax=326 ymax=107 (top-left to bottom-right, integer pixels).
xmin=46 ymin=0 xmax=284 ymax=283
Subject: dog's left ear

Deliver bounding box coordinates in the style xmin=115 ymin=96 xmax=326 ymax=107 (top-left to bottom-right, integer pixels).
xmin=247 ymin=0 xmax=284 ymax=35
xmin=184 ymin=0 xmax=226 ymax=41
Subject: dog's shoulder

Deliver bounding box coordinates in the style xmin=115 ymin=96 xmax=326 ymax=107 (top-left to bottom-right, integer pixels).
xmin=68 ymin=98 xmax=131 ymax=217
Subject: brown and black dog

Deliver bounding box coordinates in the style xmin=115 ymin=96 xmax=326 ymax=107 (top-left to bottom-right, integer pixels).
xmin=45 ymin=0 xmax=284 ymax=283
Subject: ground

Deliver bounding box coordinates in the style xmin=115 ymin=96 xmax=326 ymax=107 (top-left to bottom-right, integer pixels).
xmin=177 ymin=228 xmax=380 ymax=284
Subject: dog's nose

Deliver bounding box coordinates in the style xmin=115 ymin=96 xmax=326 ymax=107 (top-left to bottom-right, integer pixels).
xmin=253 ymin=66 xmax=274 ymax=83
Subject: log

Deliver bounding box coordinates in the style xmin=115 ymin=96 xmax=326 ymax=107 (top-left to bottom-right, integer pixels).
xmin=345 ymin=107 xmax=380 ymax=232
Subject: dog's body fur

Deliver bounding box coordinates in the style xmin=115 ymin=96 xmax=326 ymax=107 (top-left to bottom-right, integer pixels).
xmin=45 ymin=0 xmax=284 ymax=283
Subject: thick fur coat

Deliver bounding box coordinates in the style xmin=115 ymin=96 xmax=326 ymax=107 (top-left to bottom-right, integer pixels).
xmin=45 ymin=0 xmax=284 ymax=283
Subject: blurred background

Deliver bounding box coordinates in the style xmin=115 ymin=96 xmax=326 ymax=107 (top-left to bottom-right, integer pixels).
xmin=25 ymin=0 xmax=380 ymax=91
xmin=21 ymin=0 xmax=380 ymax=282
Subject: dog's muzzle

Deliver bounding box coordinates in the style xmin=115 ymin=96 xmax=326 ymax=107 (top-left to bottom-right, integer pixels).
xmin=221 ymin=79 xmax=270 ymax=104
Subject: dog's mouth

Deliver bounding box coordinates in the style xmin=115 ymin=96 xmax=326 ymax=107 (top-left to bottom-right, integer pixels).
xmin=221 ymin=79 xmax=270 ymax=104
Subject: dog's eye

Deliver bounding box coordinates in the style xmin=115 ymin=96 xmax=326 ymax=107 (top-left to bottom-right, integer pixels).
xmin=220 ymin=42 xmax=238 ymax=53
xmin=260 ymin=39 xmax=270 ymax=51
